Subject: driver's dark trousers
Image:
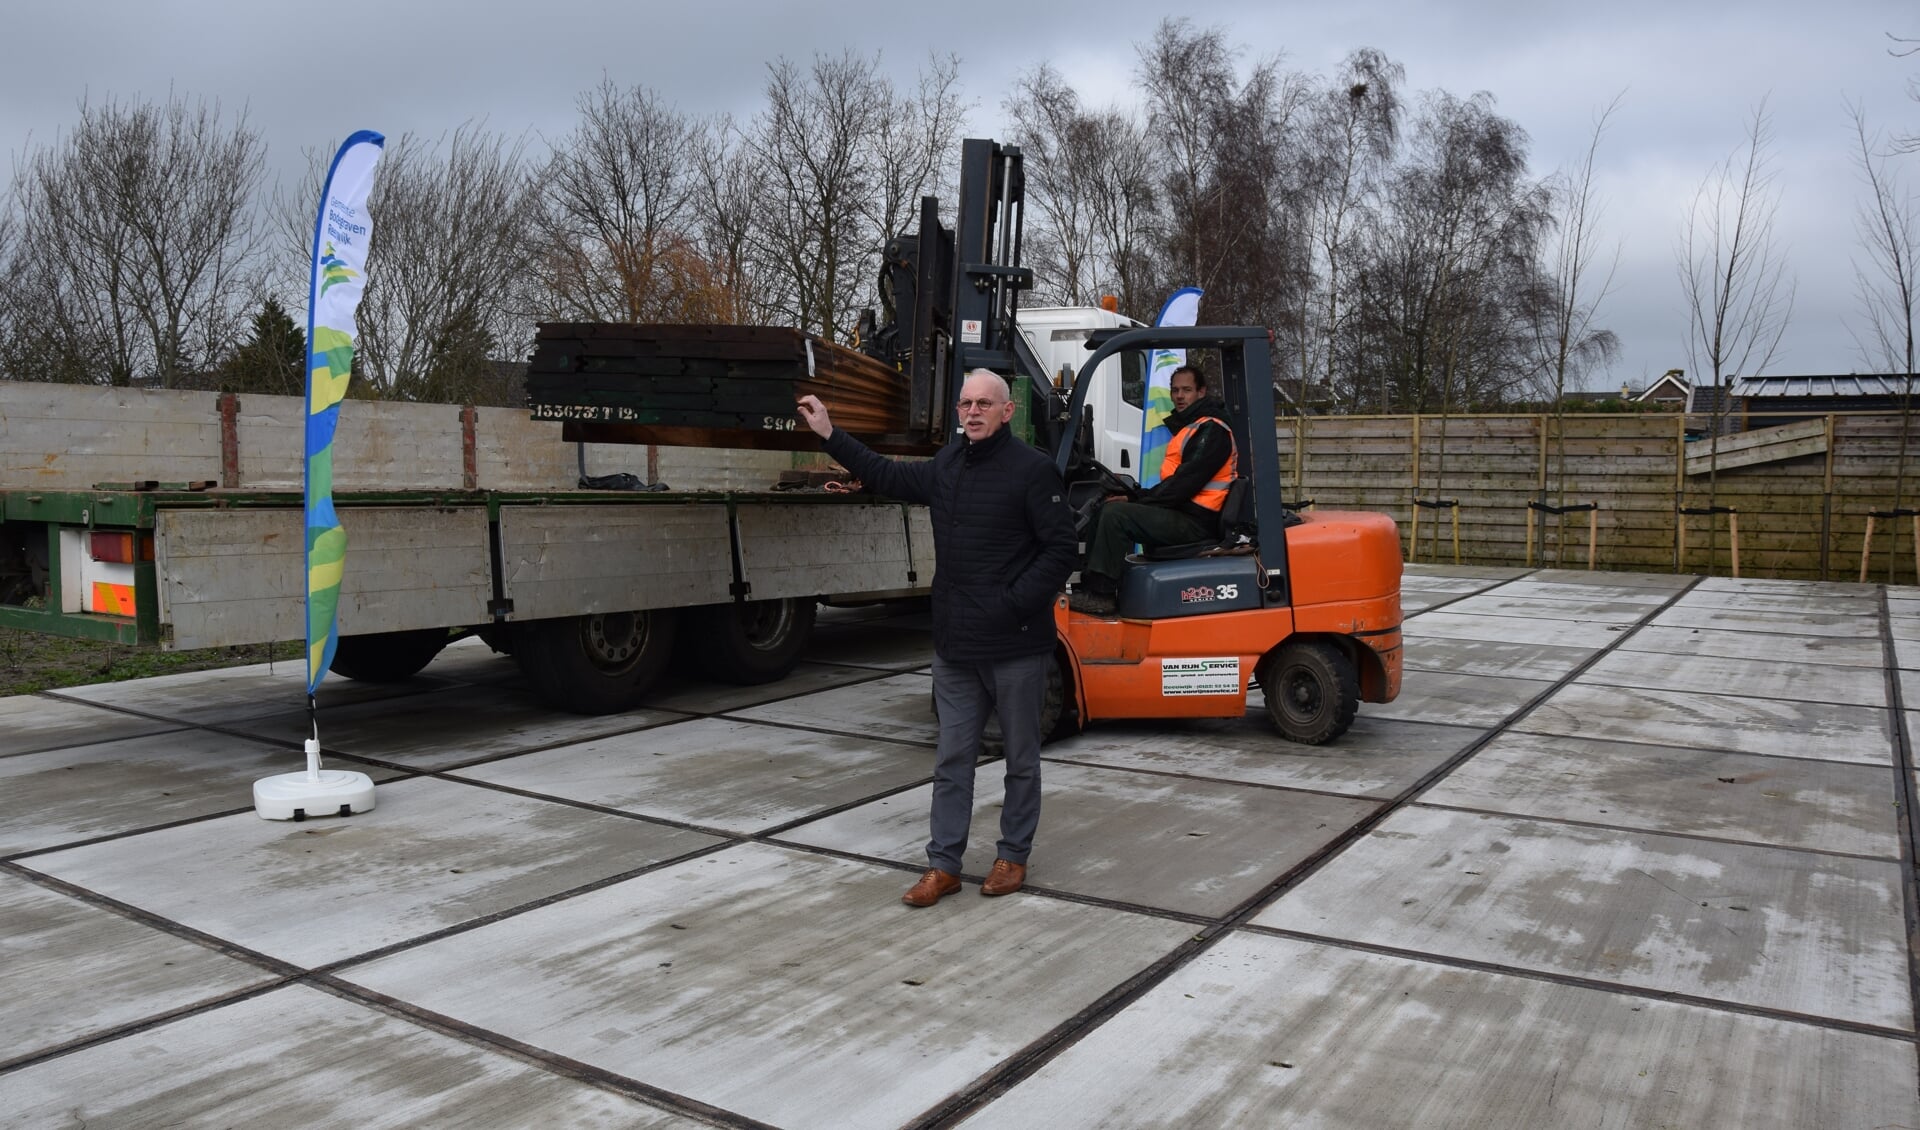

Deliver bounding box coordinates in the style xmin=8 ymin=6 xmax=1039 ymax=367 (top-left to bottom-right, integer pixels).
xmin=927 ymin=651 xmax=1051 ymax=874
xmin=1083 ymin=501 xmax=1211 ymax=584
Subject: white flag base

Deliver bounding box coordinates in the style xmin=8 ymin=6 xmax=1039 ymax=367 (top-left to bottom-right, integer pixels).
xmin=254 ymin=739 xmax=375 ymax=820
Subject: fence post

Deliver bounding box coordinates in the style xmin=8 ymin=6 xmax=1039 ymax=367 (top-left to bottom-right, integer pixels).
xmin=1820 ymin=414 xmax=1835 ymax=581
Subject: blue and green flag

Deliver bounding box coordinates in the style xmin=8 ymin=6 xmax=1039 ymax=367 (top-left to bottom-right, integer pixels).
xmin=304 ymin=131 xmax=384 ymax=696
xmin=1139 ymin=287 xmax=1203 ymax=486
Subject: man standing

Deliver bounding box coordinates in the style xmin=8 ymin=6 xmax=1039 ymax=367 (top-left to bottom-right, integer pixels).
xmin=1069 ymin=365 xmax=1236 ymax=615
xmin=796 ymin=370 xmax=1076 ymax=906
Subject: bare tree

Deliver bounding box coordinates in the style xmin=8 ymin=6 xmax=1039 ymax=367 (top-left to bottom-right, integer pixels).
xmin=1082 ymin=107 xmax=1162 ymax=319
xmin=1848 ymin=101 xmax=1919 ymax=580
xmin=743 ymin=52 xmax=885 ymax=340
xmin=863 ymin=53 xmax=967 ymax=257
xmin=1357 ymin=91 xmax=1551 ymax=414
xmin=1678 ymin=99 xmax=1795 ymax=518
xmin=10 ymin=93 xmax=266 ymax=387
xmin=689 ymin=119 xmax=772 ymax=325
xmin=0 ymin=188 xmax=29 ymax=378
xmin=1850 ymin=103 xmax=1918 ymax=377
xmin=1136 ymin=19 xmax=1309 ymax=331
xmin=285 ymin=124 xmax=535 ymax=401
xmin=1536 ymin=94 xmax=1625 ymax=516
xmin=528 ymin=79 xmax=704 ymax=323
xmin=1300 ymin=49 xmax=1403 ymax=403
xmin=1004 ymin=64 xmax=1102 ymax=306
xmin=736 ymin=50 xmax=966 ymax=341
xmin=1004 ymin=65 xmax=1159 ymax=313
xmin=1136 ymin=19 xmax=1237 ymax=289
xmin=1890 ymin=33 xmax=1919 ymax=154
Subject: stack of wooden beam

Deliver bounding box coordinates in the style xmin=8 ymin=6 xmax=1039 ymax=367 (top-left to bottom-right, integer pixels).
xmin=525 ymin=323 xmax=920 ymax=452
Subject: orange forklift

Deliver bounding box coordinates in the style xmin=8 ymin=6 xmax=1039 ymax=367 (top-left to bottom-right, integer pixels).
xmin=1045 ymin=325 xmax=1402 ymax=745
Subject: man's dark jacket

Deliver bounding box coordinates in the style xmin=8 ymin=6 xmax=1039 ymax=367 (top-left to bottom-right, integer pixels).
xmin=824 ymin=424 xmax=1076 ymax=663
xmin=1136 ymin=395 xmax=1234 ymax=526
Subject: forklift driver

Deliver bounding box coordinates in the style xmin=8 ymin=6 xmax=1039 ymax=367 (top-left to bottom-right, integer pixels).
xmin=1069 ymin=365 xmax=1236 ymax=616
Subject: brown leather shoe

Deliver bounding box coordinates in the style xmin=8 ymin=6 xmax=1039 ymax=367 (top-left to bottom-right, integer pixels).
xmin=902 ymin=868 xmax=962 ymax=907
xmin=980 ymin=859 xmax=1027 ymax=897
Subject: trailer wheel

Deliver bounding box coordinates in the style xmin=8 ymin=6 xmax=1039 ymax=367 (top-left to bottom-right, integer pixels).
xmin=328 ymin=629 xmax=449 ymax=683
xmin=1261 ymin=640 xmax=1359 ymax=745
xmin=513 ymin=609 xmax=678 ymax=714
xmin=685 ymin=598 xmax=816 ymax=684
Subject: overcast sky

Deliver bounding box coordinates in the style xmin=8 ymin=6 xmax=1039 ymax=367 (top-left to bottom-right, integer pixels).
xmin=4 ymin=1 xmax=1915 ymax=390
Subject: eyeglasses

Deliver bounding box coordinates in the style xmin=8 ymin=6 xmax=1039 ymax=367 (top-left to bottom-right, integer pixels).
xmin=956 ymin=398 xmax=1003 ymax=412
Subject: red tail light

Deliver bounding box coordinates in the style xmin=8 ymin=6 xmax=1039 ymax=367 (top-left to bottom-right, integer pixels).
xmin=88 ymin=531 xmax=154 ymax=563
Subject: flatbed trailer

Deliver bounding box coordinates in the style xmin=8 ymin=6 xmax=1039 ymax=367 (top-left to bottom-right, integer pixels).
xmin=0 ymin=381 xmax=931 ymax=712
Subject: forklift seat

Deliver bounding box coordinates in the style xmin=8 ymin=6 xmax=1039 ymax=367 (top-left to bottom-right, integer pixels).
xmin=1133 ymin=477 xmax=1278 ymax=562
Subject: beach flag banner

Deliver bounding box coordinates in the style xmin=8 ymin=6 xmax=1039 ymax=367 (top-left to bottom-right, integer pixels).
xmin=252 ymin=130 xmax=383 ymax=822
xmin=303 ymin=131 xmax=383 ymax=698
xmin=1139 ymin=287 xmax=1203 ymax=486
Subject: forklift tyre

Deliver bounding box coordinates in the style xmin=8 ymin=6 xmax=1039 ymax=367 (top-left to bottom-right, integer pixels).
xmin=1261 ymin=639 xmax=1359 ymax=745
xmin=1040 ymin=656 xmax=1079 ymax=742
xmin=328 ymin=629 xmax=449 ymax=683
xmin=684 ymin=598 xmax=816 ymax=685
xmin=513 ymin=609 xmax=677 ymax=714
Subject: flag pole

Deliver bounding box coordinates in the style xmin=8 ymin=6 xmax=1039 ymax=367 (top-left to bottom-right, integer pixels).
xmin=254 ymin=130 xmax=384 ymax=821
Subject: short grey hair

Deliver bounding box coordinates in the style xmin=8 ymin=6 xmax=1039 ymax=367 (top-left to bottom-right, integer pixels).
xmin=962 ymin=369 xmax=1012 ymax=402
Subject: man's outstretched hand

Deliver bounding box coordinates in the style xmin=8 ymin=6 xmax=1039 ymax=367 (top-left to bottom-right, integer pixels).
xmin=795 ymin=395 xmax=833 ymax=439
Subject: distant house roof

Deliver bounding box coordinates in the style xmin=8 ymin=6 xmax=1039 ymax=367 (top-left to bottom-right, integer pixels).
xmin=1686 ymin=384 xmax=1741 ymax=414
xmin=1636 ymin=372 xmax=1689 ymax=402
xmin=1735 ymin=373 xmax=1918 ymax=398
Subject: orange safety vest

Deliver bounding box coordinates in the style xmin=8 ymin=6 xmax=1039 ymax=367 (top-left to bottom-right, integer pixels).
xmin=1161 ymin=417 xmax=1237 ymax=512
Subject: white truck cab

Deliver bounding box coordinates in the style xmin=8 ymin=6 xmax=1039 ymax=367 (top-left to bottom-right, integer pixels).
xmin=1019 ymin=306 xmax=1148 ymax=475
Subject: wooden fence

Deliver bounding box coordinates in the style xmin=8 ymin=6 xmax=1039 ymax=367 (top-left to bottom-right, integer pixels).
xmin=1276 ymin=412 xmax=1920 ymax=585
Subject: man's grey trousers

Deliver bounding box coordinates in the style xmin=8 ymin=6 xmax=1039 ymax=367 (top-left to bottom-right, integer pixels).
xmin=927 ymin=650 xmax=1050 ymax=875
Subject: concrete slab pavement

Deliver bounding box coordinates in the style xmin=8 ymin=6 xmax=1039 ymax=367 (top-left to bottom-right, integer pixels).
xmin=1 ymin=985 xmax=705 ymax=1127
xmin=1400 ymin=635 xmax=1596 ymax=680
xmin=451 ymin=717 xmax=936 ymax=835
xmin=4 ymin=563 xmax=1919 ymax=1128
xmin=1405 ymin=610 xmax=1633 ymax=649
xmin=954 ymin=933 xmax=1919 ymax=1130
xmin=1420 ymin=731 xmax=1900 ymax=856
xmin=1254 ymin=806 xmax=1911 ymax=1029
xmin=729 ymin=672 xmax=938 ymax=745
xmin=0 ymin=872 xmax=277 ymax=1069
xmin=1046 ymin=712 xmax=1479 ymax=799
xmin=0 ymin=729 xmax=405 ymax=856
xmin=219 ymin=683 xmax=690 ymax=772
xmin=19 ymin=776 xmax=722 ymax=968
xmin=1575 ymin=648 xmax=1888 ymax=707
xmin=1516 ymin=684 xmax=1894 ymax=764
xmin=778 ymin=760 xmax=1381 ymax=917
xmin=46 ymin=657 xmax=449 ymax=725
xmin=1619 ymin=624 xmax=1888 ymax=668
xmin=0 ymin=694 xmax=184 ymax=759
xmin=341 ymin=843 xmax=1194 ymax=1130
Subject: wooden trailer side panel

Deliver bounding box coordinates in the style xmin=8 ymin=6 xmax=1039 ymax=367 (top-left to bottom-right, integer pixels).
xmin=154 ymin=507 xmax=492 ymax=649
xmin=0 ymin=385 xmax=223 ymax=489
xmin=734 ymin=503 xmax=920 ymax=600
xmin=497 ymin=503 xmax=735 ymax=619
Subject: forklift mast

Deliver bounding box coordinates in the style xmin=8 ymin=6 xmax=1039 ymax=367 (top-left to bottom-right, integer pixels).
xmin=859 ymin=138 xmax=1055 ymax=448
